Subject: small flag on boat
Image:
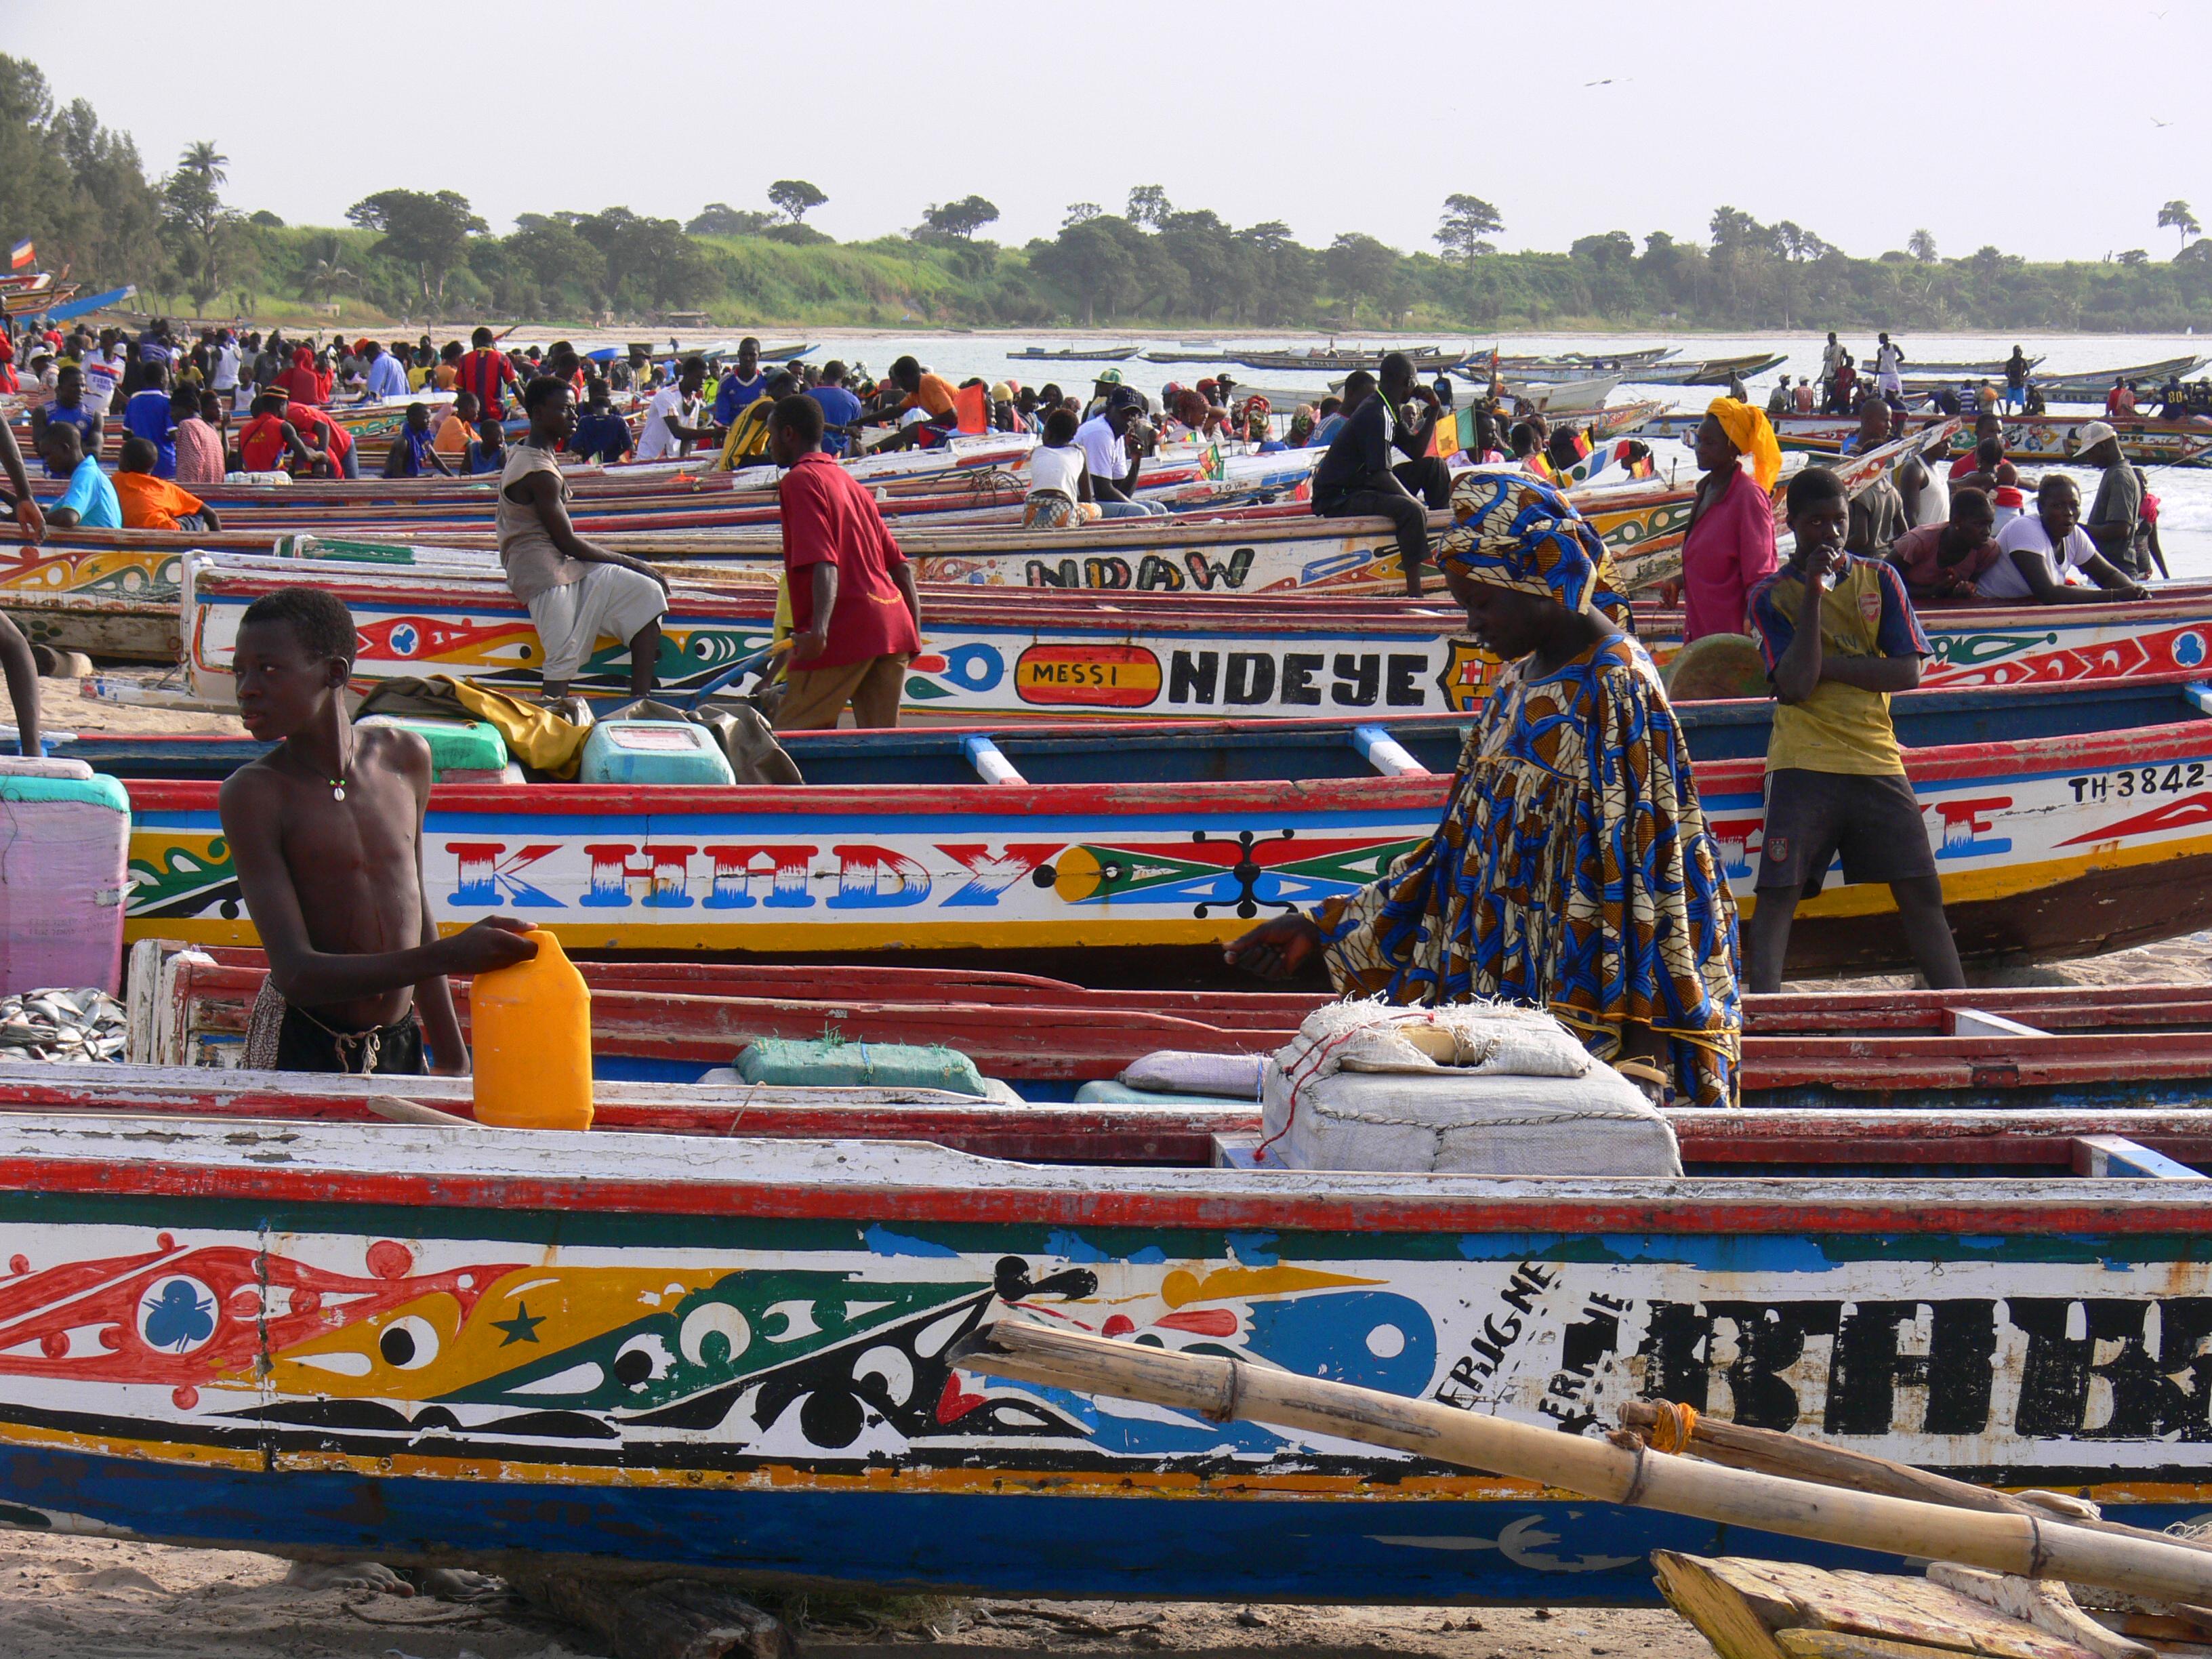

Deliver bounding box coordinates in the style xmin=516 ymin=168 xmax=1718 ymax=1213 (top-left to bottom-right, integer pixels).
xmin=1200 ymin=443 xmax=1223 ymax=480
xmin=7 ymin=240 xmax=32 ymax=271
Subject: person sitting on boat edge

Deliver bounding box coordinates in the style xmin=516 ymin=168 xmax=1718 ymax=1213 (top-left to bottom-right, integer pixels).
xmin=636 ymin=355 xmax=714 ymax=463
xmin=35 ymin=424 xmax=119 ymax=529
xmin=2074 ymin=422 xmax=2156 ymax=581
xmin=569 ymin=381 xmax=636 ymax=467
xmin=768 ymin=392 xmax=923 ymax=732
xmin=1837 ymin=398 xmax=1908 ymax=560
xmin=1677 ymin=396 xmax=1781 ymax=643
xmin=1766 ymin=378 xmax=1793 ymax=418
xmin=28 ymin=363 xmax=100 ymax=478
xmin=434 ymin=390 xmax=480 ymax=459
xmin=499 ymin=376 xmax=670 ymax=705
xmin=1978 ymin=473 xmax=2150 ymax=605
xmin=115 ymin=436 xmax=220 ymax=531
xmin=235 ymin=389 xmax=326 ymax=478
xmin=1310 ymin=353 xmax=1450 ymax=598
xmin=465 ymin=417 xmax=508 ymax=476
xmin=220 ymin=586 xmax=538 ymax=1075
xmin=1226 ymin=474 xmax=1739 ymax=1107
xmin=1074 ymin=389 xmax=1166 ymax=518
xmin=1744 ymin=467 xmax=1963 ymax=996
xmin=713 ymin=370 xmax=796 ymax=470
xmin=861 ymin=356 xmax=963 ymax=453
xmin=1889 ymin=487 xmax=2001 ymax=603
xmin=712 ymin=336 xmax=766 ymax=438
xmin=382 ymin=403 xmax=457 ymax=480
xmin=805 ymin=361 xmax=865 ymax=458
xmin=1024 ymin=407 xmax=1102 ymax=528
xmin=173 ymin=387 xmax=226 ymax=487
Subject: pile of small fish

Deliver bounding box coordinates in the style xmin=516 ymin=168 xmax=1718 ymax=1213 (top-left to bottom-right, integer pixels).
xmin=0 ymin=987 xmax=125 ymax=1063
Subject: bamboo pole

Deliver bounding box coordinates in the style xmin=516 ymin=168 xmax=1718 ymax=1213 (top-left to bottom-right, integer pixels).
xmin=1616 ymin=1400 xmax=2212 ymax=1561
xmin=953 ymin=1322 xmax=2212 ymax=1605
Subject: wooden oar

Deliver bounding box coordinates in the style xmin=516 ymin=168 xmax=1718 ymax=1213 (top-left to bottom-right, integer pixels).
xmin=364 ymin=1094 xmax=481 ymax=1128
xmin=952 ymin=1320 xmax=2212 ymax=1605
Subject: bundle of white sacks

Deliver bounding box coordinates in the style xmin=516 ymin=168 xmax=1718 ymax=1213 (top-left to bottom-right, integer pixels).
xmin=1113 ymin=999 xmax=1681 ymax=1177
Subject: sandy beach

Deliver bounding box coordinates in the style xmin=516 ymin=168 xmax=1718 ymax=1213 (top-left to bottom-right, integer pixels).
xmin=0 ymin=1530 xmax=1719 ymax=1659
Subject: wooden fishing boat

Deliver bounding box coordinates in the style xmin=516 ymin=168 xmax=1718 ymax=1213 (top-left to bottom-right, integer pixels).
xmin=1905 ymin=355 xmax=2210 ymax=405
xmin=1008 ymin=344 xmax=1141 ymax=362
xmin=0 ymin=1097 xmax=2207 ymax=1601
xmin=102 ymin=674 xmax=2212 ymax=974
xmin=1643 ymin=409 xmax=2212 ymax=467
xmin=1141 ymin=346 xmax=1228 ymax=364
xmin=1629 ymin=352 xmax=1788 ymax=386
xmin=177 ymin=552 xmax=2212 ymax=718
xmin=1232 ymin=345 xmax=1462 ymax=373
xmin=123 ymin=942 xmax=2212 ymax=1116
xmin=1498 ymin=375 xmax=1621 ymax=413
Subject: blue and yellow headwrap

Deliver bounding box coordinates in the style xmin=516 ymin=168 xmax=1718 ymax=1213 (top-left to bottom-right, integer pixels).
xmin=1437 ymin=472 xmax=1626 ymax=621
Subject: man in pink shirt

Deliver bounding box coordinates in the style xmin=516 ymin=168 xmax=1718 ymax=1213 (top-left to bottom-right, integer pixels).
xmin=1677 ymin=399 xmax=1781 ymax=641
xmin=768 ymin=394 xmax=923 ymax=730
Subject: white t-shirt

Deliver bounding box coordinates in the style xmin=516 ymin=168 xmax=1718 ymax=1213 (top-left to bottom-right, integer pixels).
xmin=1875 ymin=343 xmax=1904 ymax=377
xmin=81 ymin=351 xmax=123 ymax=415
xmin=1073 ymin=414 xmax=1128 ymax=489
xmin=212 ymin=342 xmax=241 ymax=391
xmin=634 ymin=386 xmax=695 ymax=461
xmin=1981 ymin=512 xmax=2096 ymax=600
xmin=1029 ymin=443 xmax=1086 ymax=499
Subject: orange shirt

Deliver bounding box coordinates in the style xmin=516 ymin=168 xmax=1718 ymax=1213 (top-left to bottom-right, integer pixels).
xmin=433 ymin=412 xmax=473 ymax=455
xmin=902 ymin=373 xmax=959 ymax=419
xmin=434 ymin=364 xmax=459 ymax=391
xmin=115 ymin=472 xmax=206 ymax=530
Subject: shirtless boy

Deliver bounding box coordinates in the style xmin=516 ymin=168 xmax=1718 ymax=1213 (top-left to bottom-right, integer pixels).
xmin=218 ymin=587 xmax=537 ymax=1074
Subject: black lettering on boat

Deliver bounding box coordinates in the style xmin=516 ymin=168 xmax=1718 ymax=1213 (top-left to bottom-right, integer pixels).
xmin=1387 ymin=653 xmax=1429 ymax=707
xmin=1185 ymin=547 xmax=1256 ymax=591
xmin=1225 ymin=653 xmax=1276 ymax=705
xmin=1280 ymin=653 xmax=1324 ymax=706
xmin=1332 ymin=654 xmax=1380 ymax=707
xmin=1168 ymin=651 xmax=1219 ymax=704
xmin=1084 ymin=557 xmax=1134 ymax=590
xmin=1027 ymin=558 xmax=1080 ymax=588
xmin=1134 ymin=555 xmax=1185 ymax=591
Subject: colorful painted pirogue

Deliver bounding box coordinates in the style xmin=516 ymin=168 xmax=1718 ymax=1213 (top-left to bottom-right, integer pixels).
xmin=99 ymin=675 xmax=2212 ymax=975
xmin=3 ymin=432 xmax=1942 ymax=662
xmin=0 ymin=1100 xmax=2206 ymax=1601
xmin=178 ymin=554 xmax=2212 ymax=717
xmin=124 ymin=944 xmax=2212 ymax=1116
xmin=1643 ymin=410 xmax=2212 ymax=466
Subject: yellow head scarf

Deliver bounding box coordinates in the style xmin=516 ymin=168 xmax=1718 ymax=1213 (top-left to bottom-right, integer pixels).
xmin=1704 ymin=397 xmax=1783 ymax=491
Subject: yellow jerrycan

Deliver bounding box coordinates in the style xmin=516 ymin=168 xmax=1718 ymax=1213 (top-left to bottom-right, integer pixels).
xmin=470 ymin=928 xmax=594 ymax=1130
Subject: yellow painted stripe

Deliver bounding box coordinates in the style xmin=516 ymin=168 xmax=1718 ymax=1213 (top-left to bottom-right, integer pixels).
xmin=127 ymin=915 xmax=1272 ymax=950
xmin=1 ymin=1416 xmax=2204 ymax=1509
xmin=1747 ymin=829 xmax=2212 ymax=920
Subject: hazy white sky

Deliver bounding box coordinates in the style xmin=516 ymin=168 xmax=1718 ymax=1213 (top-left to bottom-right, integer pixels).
xmin=5 ymin=0 xmax=2207 ymax=264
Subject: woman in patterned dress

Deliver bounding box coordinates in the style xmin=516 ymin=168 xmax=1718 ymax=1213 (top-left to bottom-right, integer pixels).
xmin=1227 ymin=474 xmax=1744 ymax=1105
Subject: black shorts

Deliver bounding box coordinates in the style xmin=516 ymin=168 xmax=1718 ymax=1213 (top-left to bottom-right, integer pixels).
xmin=1755 ymin=768 xmax=1938 ymax=895
xmin=275 ymin=1006 xmax=426 ymax=1076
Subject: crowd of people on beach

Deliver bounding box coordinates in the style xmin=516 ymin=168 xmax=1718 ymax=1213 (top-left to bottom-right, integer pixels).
xmin=0 ymin=310 xmax=2186 ymax=1095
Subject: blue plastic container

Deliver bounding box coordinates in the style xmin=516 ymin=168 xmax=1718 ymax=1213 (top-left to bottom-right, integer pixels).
xmin=577 ymin=720 xmax=736 ymax=786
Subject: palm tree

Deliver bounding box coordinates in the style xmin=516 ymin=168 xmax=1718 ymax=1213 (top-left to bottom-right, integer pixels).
xmin=2158 ymin=200 xmax=2201 ymax=251
xmin=181 ymin=140 xmax=228 ymax=187
xmin=302 ymin=235 xmax=355 ymax=304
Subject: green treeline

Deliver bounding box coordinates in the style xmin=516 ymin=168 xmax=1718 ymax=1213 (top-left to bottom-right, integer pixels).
xmin=8 ymin=52 xmax=2212 ymax=334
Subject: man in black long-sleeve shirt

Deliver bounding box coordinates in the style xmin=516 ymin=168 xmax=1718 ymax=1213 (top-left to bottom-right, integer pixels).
xmin=1311 ymin=352 xmax=1452 ymax=596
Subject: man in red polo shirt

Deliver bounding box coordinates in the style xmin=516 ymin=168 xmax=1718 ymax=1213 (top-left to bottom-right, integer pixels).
xmin=767 ymin=394 xmax=922 ymax=730
xmin=455 ymin=325 xmax=520 ymax=421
